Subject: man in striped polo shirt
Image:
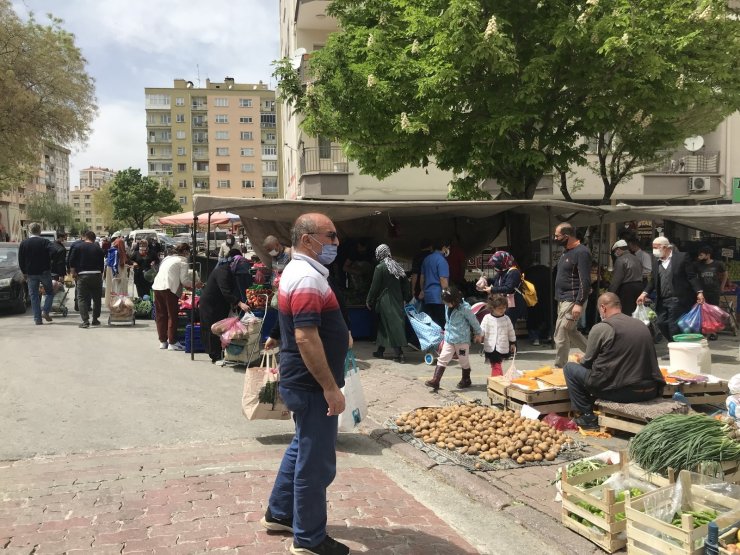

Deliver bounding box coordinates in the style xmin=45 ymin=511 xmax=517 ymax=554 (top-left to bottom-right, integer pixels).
xmin=261 ymin=213 xmax=350 ymax=555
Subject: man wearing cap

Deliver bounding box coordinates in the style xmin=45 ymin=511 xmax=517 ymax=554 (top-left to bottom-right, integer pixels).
xmin=608 ymin=239 xmax=643 ymax=316
xmin=637 ymin=236 xmax=703 ymax=343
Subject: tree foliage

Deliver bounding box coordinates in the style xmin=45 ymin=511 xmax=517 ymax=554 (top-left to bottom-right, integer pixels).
xmin=25 ymin=192 xmax=74 ymax=231
xmin=0 ymin=1 xmax=97 ymax=191
xmin=92 ymin=181 xmax=124 ymax=233
xmin=274 ymin=0 xmax=739 ymax=203
xmin=109 ymin=168 xmax=181 ymax=230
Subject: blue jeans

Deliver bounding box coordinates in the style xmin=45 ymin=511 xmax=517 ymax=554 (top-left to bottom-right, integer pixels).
xmin=27 ymin=271 xmax=54 ymax=322
xmin=269 ymin=387 xmax=337 ymax=548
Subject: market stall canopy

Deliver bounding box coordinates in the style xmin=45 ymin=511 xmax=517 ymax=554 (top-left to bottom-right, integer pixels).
xmin=192 ymin=196 xmax=603 ymax=262
xmin=158 ymin=211 xmax=238 ymax=226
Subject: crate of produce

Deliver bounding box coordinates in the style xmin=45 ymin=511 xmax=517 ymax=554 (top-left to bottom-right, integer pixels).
xmin=661 ymin=378 xmax=730 ymax=406
xmin=625 ymin=470 xmax=740 ymax=555
xmin=720 ymin=524 xmax=740 ymax=554
xmin=487 ymin=376 xmax=572 ymax=414
xmin=561 ymin=453 xmax=669 ymax=553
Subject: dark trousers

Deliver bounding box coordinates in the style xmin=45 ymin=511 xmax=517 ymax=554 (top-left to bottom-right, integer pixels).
xmin=133 ymin=271 xmax=150 ymax=298
xmin=563 ymin=362 xmax=658 ymax=414
xmin=656 ymin=297 xmax=689 ymax=342
xmin=154 ymin=289 xmax=179 ymax=344
xmin=77 ymin=273 xmax=102 ymax=324
xmin=269 ymin=387 xmax=337 ymax=548
xmin=200 ymin=320 xmax=222 ymax=362
xmin=617 ymin=281 xmax=644 ymax=317
xmin=423 ymin=303 xmax=446 ymax=330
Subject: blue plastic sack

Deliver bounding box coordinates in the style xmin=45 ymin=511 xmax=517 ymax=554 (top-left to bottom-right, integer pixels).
xmin=404 ymin=304 xmax=443 ymax=351
xmin=677 ymin=303 xmax=703 ymax=334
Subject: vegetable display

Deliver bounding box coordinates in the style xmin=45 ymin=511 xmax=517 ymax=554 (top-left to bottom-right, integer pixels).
xmin=569 ymin=488 xmax=645 ymax=526
xmin=670 ymin=509 xmax=717 ymax=528
xmin=629 ymin=414 xmax=740 ymax=475
xmin=394 ymin=405 xmax=573 ymax=464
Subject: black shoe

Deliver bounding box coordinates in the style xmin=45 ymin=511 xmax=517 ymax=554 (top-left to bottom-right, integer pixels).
xmin=372 ymin=350 xmax=384 ymax=359
xmin=393 ymin=355 xmax=406 ymax=364
xmin=79 ymin=322 xmax=89 ymax=329
xmin=290 ymin=536 xmax=349 ymax=555
xmin=91 ymin=319 xmax=101 ymax=326
xmin=574 ymin=413 xmax=599 ymax=430
xmin=260 ymin=507 xmax=293 ymax=533
xmin=457 ymin=377 xmax=472 ymax=388
xmin=708 ymin=334 xmax=718 ymax=341
xmin=659 ymin=354 xmax=670 ymax=361
xmin=35 ymin=320 xmax=43 ymax=325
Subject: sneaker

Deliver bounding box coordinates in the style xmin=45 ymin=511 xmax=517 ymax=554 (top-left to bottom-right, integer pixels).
xmin=35 ymin=320 xmax=43 ymax=325
xmin=532 ymin=339 xmax=541 ymax=346
xmin=260 ymin=508 xmax=293 ymax=533
xmin=91 ymin=319 xmax=101 ymax=326
xmin=159 ymin=341 xmax=168 ymax=350
xmin=574 ymin=413 xmax=599 ymax=430
xmin=79 ymin=322 xmax=90 ymax=329
xmin=167 ymin=342 xmax=185 ymax=351
xmin=290 ymin=536 xmax=349 ymax=555
xmin=42 ymin=311 xmax=52 ymax=322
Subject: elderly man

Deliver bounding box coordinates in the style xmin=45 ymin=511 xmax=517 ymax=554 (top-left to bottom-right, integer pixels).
xmin=18 ymin=222 xmax=55 ymax=325
xmin=637 ymin=236 xmax=702 ymax=344
xmin=608 ymin=239 xmax=643 ymax=316
xmin=262 ymin=234 xmax=292 ymax=286
xmin=564 ymin=293 xmax=665 ymax=429
xmin=261 ymin=213 xmax=350 ymax=555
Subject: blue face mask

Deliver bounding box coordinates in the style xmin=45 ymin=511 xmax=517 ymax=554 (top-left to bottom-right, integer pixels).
xmin=309 ymin=236 xmax=338 ymax=265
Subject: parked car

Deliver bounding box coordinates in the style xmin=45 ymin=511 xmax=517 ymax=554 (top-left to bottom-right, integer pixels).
xmin=0 ymin=242 xmax=28 ymax=313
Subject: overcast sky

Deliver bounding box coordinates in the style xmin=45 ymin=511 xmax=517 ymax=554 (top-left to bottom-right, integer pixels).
xmin=12 ymin=0 xmax=280 ymax=189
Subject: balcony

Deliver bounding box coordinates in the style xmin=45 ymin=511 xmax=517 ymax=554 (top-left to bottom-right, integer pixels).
xmin=300 ymin=146 xmax=349 ymax=175
xmin=644 ymin=151 xmax=720 ymax=174
xmin=295 ymin=0 xmax=336 ymax=31
xmin=192 ymin=152 xmax=209 ymax=161
xmin=191 ymin=103 xmax=207 ymax=111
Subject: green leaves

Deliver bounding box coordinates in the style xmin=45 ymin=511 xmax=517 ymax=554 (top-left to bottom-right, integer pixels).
xmin=109 ymin=168 xmax=181 ymax=230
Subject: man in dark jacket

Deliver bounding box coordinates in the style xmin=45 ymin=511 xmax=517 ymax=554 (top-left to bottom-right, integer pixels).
xmin=50 ymin=232 xmax=68 ymax=279
xmin=608 ymin=239 xmax=643 ymax=316
xmin=69 ymin=231 xmax=104 ymax=328
xmin=564 ymin=293 xmax=665 ymax=429
xmin=18 ymin=222 xmax=54 ymax=324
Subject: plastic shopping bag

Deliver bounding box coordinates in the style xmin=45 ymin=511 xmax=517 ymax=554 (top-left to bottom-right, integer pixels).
xmin=211 ymin=316 xmax=248 ymax=347
xmin=338 ymin=349 xmax=368 ymax=432
xmin=241 ymin=351 xmax=291 ymax=420
xmin=700 ymin=302 xmax=729 ymax=335
xmin=632 ymin=304 xmax=655 ymax=326
xmin=677 ymin=303 xmax=703 ymax=334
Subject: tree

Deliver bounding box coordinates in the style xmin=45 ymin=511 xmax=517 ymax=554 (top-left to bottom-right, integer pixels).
xmin=92 ymin=181 xmax=124 ymax=233
xmin=0 ymin=1 xmax=97 ymax=191
xmin=109 ymin=168 xmax=181 ymax=230
xmin=25 ymin=192 xmax=74 ymax=231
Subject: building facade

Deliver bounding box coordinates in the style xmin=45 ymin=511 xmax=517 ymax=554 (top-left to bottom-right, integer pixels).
xmin=78 ymin=166 xmax=117 ymax=191
xmin=144 ymin=78 xmax=281 ymax=210
xmin=69 ymin=187 xmax=106 ymax=235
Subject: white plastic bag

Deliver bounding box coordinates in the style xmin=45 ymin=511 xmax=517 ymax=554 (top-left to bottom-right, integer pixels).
xmin=632 ymin=304 xmax=651 ymax=326
xmin=338 ymin=349 xmax=368 ymax=432
xmin=503 ymin=353 xmax=521 ymax=382
xmin=475 ymin=274 xmax=488 ymax=292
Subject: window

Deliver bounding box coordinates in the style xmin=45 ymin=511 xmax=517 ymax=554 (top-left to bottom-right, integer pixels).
xmin=240 ymin=148 xmax=254 ymax=156
xmin=241 ymin=164 xmax=255 ymax=172
xmin=192 ymin=116 xmax=206 ymax=126
xmin=262 ymin=161 xmax=278 ymax=172
xmin=265 ymin=132 xmax=276 ymax=141
xmin=149 ymin=147 xmax=155 ymax=155
xmin=160 ymin=114 xmax=171 ymax=124
xmin=177 ymin=163 xmax=186 ymax=172
xmin=260 ymin=113 xmax=276 ymax=128
xmin=239 ymin=116 xmax=253 ymax=124
xmin=176 ymin=114 xmax=185 ymax=123
xmin=217 ymin=180 xmax=230 ymax=188
xmin=178 ymin=179 xmax=187 ymax=188
xmin=176 ymin=130 xmax=186 ymax=139
xmin=216 ymin=163 xmax=230 ymax=171
xmin=179 ymin=196 xmax=187 ymax=204
xmin=262 ymin=145 xmax=277 ymax=156
xmin=194 ymin=161 xmax=209 ymax=171
xmin=161 ymin=130 xmax=171 ymax=141
xmin=175 ymin=97 xmax=184 ymax=106
xmin=239 ymin=98 xmax=252 ymax=107
xmin=241 ymin=180 xmax=255 ymax=188
xmin=193 ymin=147 xmax=207 ymax=157
xmin=177 ymin=147 xmax=186 ymax=155
xmin=215 ymin=114 xmax=229 ymax=124
xmin=240 ymin=131 xmax=253 ymax=140
xmin=145 ymin=94 xmax=170 ymax=107
xmin=319 ymin=136 xmax=332 ymax=159
xmin=216 ymin=147 xmax=229 ymax=156
xmin=215 ymin=131 xmax=229 ymax=140
xmin=263 ymin=176 xmax=278 ymax=189
xmin=214 ymin=97 xmax=229 ymax=107
xmin=193 ymin=133 xmax=207 ymax=143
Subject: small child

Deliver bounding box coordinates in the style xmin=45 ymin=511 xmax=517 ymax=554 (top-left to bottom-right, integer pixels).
xmin=481 ymin=294 xmax=517 ymax=377
xmin=425 ymin=286 xmax=483 ymax=391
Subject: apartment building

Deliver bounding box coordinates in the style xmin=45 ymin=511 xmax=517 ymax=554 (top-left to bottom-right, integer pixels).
xmin=70 ymin=187 xmax=105 ymax=234
xmin=78 ymin=166 xmax=116 ymax=191
xmin=144 ymin=78 xmax=281 ymax=210
xmin=280 ymin=1 xmax=739 ymax=206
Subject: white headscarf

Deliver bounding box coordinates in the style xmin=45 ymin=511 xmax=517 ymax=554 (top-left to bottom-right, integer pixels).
xmin=375 ymin=244 xmax=406 ymax=279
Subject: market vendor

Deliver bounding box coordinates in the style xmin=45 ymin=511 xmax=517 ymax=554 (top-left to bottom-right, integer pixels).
xmin=564 ymin=292 xmax=665 ymax=430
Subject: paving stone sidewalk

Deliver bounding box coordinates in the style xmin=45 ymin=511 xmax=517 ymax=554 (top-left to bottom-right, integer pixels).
xmin=0 ymin=440 xmax=478 ymax=555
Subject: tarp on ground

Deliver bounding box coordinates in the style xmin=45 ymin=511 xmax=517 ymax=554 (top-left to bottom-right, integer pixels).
xmin=191 ymin=196 xmax=604 ymax=262
xmin=158 ymin=211 xmax=237 ymax=226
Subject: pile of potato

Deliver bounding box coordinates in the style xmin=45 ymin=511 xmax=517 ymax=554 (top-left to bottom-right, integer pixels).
xmin=395 ymin=405 xmax=572 ymax=465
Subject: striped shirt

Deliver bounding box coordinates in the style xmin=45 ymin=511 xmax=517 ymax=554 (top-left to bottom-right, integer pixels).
xmin=277 ymin=252 xmax=348 ymax=391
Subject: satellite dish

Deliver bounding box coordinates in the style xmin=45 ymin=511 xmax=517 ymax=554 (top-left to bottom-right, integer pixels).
xmin=290 ymin=48 xmax=307 ymax=70
xmin=683 ymin=135 xmax=704 ymax=152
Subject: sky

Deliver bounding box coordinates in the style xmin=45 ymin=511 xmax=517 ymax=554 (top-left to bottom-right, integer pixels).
xmin=11 ymin=0 xmax=280 ymax=189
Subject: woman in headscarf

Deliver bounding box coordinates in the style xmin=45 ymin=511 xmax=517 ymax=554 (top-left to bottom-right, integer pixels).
xmin=478 ymin=250 xmax=526 ymax=325
xmin=199 ymin=249 xmax=252 ymax=363
xmin=366 ymin=244 xmax=410 ymax=363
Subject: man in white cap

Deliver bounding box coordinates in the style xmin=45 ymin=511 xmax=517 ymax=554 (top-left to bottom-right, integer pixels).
xmin=637 ymin=236 xmax=703 ymax=344
xmin=608 ymin=239 xmax=643 ymax=316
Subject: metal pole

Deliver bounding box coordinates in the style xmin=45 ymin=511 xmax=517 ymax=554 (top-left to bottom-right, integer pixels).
xmin=595 ymin=215 xmax=605 ymax=296
xmin=190 ymin=213 xmax=197 ymax=361
xmin=547 ymin=206 xmax=554 ymax=348
xmin=207 ymin=212 xmax=212 ymax=281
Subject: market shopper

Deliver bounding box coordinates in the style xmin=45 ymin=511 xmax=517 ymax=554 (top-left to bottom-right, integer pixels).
xmin=627 ymin=236 xmax=652 ymax=284
xmin=607 ymin=239 xmax=643 ymax=317
xmin=50 ymin=232 xmax=68 ymax=280
xmin=129 ymin=240 xmax=158 ymax=298
xmin=68 ymin=231 xmax=105 ymax=328
xmin=262 ymin=234 xmax=292 ymax=288
xmin=419 ymin=239 xmax=450 ymax=329
xmin=261 ymin=212 xmax=350 ymax=555
xmin=636 ymin=236 xmax=703 ymax=344
xmin=152 ymin=243 xmax=195 ymax=351
xmin=217 ymin=233 xmax=236 ymax=265
xmin=552 ymin=224 xmax=591 ymax=367
xmin=478 ymin=250 xmax=525 ymax=327
xmin=564 ymin=293 xmax=665 ymax=429
xmin=695 ymin=245 xmax=727 ymax=307
xmin=18 ymin=222 xmax=55 ymax=325
xmin=481 ymin=294 xmax=517 ymax=377
xmin=367 ymin=244 xmax=409 ymax=363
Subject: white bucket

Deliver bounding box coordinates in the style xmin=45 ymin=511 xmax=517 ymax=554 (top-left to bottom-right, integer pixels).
xmin=668 ymin=340 xmax=711 ymax=374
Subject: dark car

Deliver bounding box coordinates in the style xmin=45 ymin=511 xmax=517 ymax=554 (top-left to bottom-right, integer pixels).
xmin=0 ymin=242 xmax=28 ymax=313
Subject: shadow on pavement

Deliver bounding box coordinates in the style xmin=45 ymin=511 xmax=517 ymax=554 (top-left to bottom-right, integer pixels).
xmin=329 ymin=524 xmax=476 ymax=554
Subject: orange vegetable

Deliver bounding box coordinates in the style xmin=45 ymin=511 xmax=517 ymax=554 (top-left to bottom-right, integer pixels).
xmin=511 ymin=378 xmax=539 ymax=390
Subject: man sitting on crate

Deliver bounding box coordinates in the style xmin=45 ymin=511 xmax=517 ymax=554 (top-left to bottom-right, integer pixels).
xmin=564 ymin=293 xmax=665 ymax=430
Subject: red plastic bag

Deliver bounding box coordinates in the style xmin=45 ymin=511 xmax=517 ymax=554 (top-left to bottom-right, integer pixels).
xmin=542 ymin=412 xmax=578 ymax=432
xmin=701 ymin=303 xmax=729 ymax=335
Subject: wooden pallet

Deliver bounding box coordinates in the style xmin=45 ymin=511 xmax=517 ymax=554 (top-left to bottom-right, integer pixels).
xmin=662 ymin=381 xmax=729 ymax=406
xmin=487 ymin=377 xmax=572 ymax=414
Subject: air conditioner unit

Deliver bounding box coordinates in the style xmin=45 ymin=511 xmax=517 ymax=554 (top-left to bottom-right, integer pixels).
xmin=689 ymin=176 xmax=710 ymax=193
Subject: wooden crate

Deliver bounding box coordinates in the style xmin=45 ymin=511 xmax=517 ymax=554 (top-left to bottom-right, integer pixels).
xmin=625 ymin=471 xmax=740 ymax=555
xmin=720 ymin=526 xmax=740 ymax=554
xmin=662 ymin=381 xmax=730 ymax=406
xmin=561 ymin=455 xmax=670 ymax=553
xmin=596 ymin=399 xmax=690 ymax=436
xmin=487 ymin=377 xmax=572 ymax=414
